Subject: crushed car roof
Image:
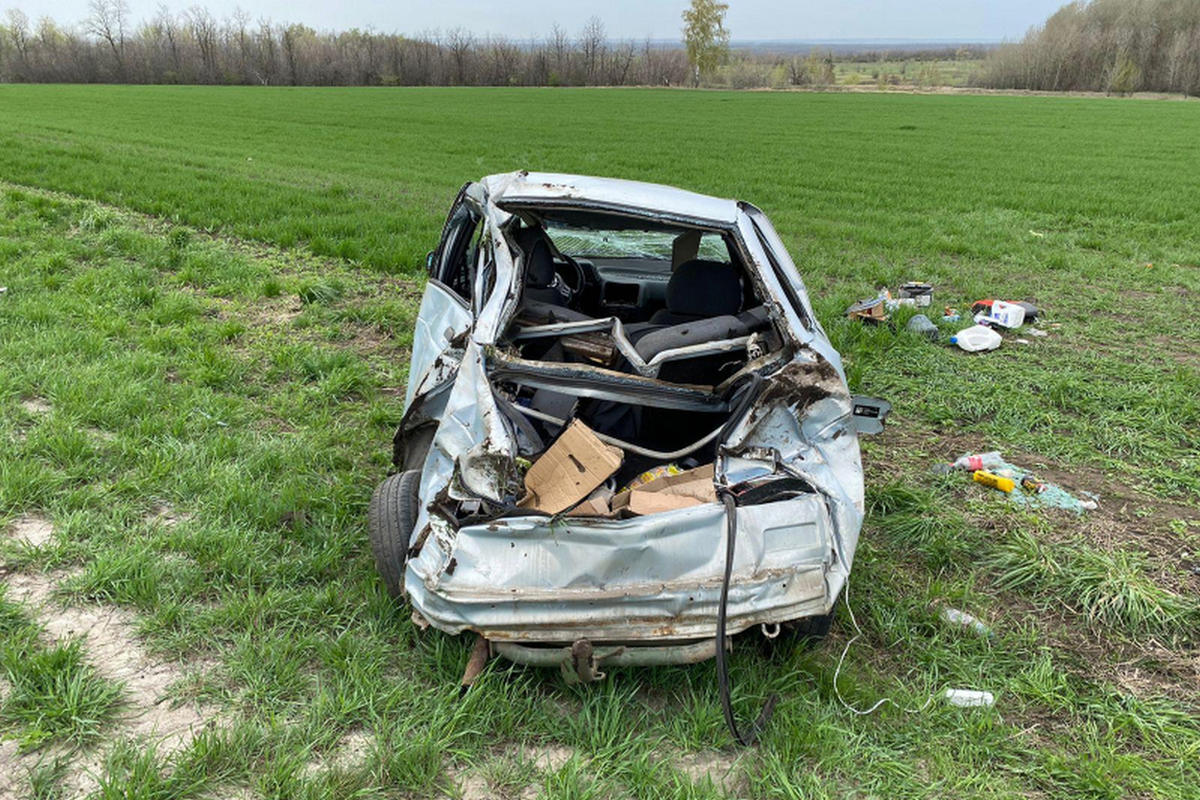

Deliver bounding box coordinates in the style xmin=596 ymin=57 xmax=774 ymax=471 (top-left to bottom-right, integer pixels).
xmin=483 ymin=171 xmax=742 ymax=226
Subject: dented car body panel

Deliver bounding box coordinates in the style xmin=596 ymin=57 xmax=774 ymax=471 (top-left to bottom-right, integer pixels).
xmin=390 ymin=172 xmax=873 ymax=665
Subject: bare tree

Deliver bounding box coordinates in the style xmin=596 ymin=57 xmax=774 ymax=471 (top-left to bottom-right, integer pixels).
xmin=87 ymin=0 xmax=129 ymax=77
xmin=188 ymin=6 xmax=219 ymax=80
xmin=446 ymin=27 xmax=474 ymax=85
xmin=549 ymin=22 xmax=569 ymax=84
xmin=4 ymin=9 xmax=32 ymax=74
xmin=579 ymin=16 xmax=605 ymax=83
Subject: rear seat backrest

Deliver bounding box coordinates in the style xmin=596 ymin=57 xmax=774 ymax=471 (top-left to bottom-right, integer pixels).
xmin=651 ymin=260 xmax=743 ymax=325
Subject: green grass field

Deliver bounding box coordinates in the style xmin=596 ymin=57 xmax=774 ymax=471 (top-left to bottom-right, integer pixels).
xmin=0 ymin=85 xmax=1198 ymax=799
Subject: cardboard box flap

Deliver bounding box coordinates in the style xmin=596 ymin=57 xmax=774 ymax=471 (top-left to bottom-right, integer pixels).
xmin=517 ymin=420 xmax=623 ymax=515
xmin=611 ymin=463 xmax=717 ymax=516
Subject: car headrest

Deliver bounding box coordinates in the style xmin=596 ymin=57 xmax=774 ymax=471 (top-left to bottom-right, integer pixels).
xmin=514 ymin=226 xmax=557 ymax=288
xmin=666 ymin=260 xmax=743 ymax=318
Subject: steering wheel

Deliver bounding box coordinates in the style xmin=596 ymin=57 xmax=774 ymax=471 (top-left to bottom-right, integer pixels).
xmin=556 ymin=253 xmax=587 ymax=302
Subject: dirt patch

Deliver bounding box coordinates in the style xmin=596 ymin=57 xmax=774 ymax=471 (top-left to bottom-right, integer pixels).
xmin=992 ymin=588 xmax=1199 ymax=713
xmin=20 ymin=397 xmax=50 ymax=415
xmin=241 ymin=297 xmax=303 ymax=330
xmin=6 ymin=514 xmax=55 ymax=548
xmin=1152 ymin=335 xmax=1200 ymax=369
xmin=458 ymin=771 xmax=493 ymax=800
xmin=1 ymin=570 xmax=224 ymax=796
xmin=671 ymin=749 xmax=745 ymax=794
xmin=0 ymin=736 xmax=29 ymax=799
xmin=145 ymin=502 xmax=190 ymax=528
xmin=300 ymin=729 xmax=374 ymax=778
xmin=516 ymin=743 xmax=575 ymax=773
xmin=86 ymin=426 xmax=116 ymax=443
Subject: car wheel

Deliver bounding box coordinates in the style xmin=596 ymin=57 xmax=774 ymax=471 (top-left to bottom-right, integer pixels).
xmin=368 ymin=470 xmax=421 ymax=599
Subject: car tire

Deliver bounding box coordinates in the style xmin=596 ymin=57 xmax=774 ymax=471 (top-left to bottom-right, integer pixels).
xmin=368 ymin=470 xmax=421 ymax=600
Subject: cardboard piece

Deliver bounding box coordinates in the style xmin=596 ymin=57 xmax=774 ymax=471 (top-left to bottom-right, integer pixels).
xmin=564 ymin=488 xmax=616 ymax=518
xmin=845 ymin=296 xmax=888 ymax=324
xmin=610 ymin=463 xmax=717 ymax=516
xmin=517 ymin=420 xmax=623 ymax=515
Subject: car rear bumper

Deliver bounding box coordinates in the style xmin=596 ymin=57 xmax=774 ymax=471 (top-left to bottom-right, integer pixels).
xmin=405 ymin=494 xmax=842 ymax=644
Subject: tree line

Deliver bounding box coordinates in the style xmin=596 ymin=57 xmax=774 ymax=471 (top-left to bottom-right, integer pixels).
xmin=0 ymin=0 xmax=952 ymax=90
xmin=0 ymin=2 xmax=702 ymax=86
xmin=977 ymin=0 xmax=1200 ymax=95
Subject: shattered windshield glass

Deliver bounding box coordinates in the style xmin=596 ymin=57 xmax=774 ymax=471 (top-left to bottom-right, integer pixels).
xmin=545 ymin=223 xmax=728 ymax=261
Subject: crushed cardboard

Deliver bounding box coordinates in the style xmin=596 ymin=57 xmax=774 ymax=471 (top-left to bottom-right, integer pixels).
xmin=517 ymin=420 xmax=623 ymax=515
xmin=611 ymin=463 xmax=717 ymax=516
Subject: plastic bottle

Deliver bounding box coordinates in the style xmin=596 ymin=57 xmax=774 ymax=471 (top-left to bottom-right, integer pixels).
xmin=973 ymin=470 xmax=1015 ymax=493
xmin=940 ymin=607 xmax=992 ymax=637
xmin=943 ymin=689 xmax=995 ymax=708
xmin=949 ymin=325 xmax=1002 ymax=352
xmin=951 ymin=452 xmax=1004 ymax=471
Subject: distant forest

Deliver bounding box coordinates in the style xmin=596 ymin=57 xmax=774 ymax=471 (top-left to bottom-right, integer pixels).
xmin=0 ymin=2 xmax=983 ymax=88
xmin=977 ymin=0 xmax=1200 ymax=94
xmin=1 ymin=0 xmax=1197 ymax=94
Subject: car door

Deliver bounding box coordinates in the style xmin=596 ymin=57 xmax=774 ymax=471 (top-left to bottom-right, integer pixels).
xmin=404 ymin=183 xmax=482 ymax=410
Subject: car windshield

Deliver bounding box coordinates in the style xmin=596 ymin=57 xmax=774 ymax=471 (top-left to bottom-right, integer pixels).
xmin=544 ymin=222 xmax=728 ymax=261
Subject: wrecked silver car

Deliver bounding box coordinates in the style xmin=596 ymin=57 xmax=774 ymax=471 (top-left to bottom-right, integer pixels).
xmin=369 ymin=172 xmax=886 ymax=699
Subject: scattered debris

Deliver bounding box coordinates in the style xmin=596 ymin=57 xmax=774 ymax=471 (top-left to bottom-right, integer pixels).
xmin=947 ymin=452 xmax=1098 ymax=513
xmin=906 ymin=314 xmax=939 ymax=341
xmin=952 ymin=452 xmax=1003 ymax=471
xmin=897 ymin=281 xmax=933 ymax=307
xmin=847 ymin=281 xmax=934 ymax=323
xmin=942 ymin=688 xmax=995 ymax=708
xmin=972 ymin=299 xmax=1026 ymax=328
xmin=1025 ymin=327 xmax=1049 ymax=337
xmin=846 ymin=295 xmax=889 ymax=324
xmin=973 ymin=470 xmax=1015 ymax=493
xmin=938 ymin=605 xmax=992 ymax=637
xmin=949 ymin=324 xmax=1002 ymax=352
xmin=1029 ymin=230 xmax=1045 ymax=238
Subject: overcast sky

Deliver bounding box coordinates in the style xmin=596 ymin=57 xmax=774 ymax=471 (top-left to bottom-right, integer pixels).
xmin=5 ymin=0 xmax=1065 ymax=41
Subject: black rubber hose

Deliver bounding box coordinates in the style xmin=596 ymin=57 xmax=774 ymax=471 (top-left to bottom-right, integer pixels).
xmin=716 ymin=491 xmax=778 ymax=746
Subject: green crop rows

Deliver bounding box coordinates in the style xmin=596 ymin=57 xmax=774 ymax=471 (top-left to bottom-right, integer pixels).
xmin=0 ymin=85 xmax=1197 ymax=798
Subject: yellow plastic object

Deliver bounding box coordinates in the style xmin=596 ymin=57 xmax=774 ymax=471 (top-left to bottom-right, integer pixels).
xmin=973 ymin=470 xmax=1015 ymax=493
xmin=623 ymin=464 xmax=682 ymax=492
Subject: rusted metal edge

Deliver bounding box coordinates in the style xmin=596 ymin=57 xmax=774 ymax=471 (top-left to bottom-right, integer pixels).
xmin=494 ymin=637 xmax=719 ymax=675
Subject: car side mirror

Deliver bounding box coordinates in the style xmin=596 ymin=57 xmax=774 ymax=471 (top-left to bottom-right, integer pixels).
xmin=850 ymin=395 xmax=892 ymax=436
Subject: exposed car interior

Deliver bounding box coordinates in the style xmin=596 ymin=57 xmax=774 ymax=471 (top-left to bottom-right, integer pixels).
xmin=494 ymin=209 xmax=786 ymax=484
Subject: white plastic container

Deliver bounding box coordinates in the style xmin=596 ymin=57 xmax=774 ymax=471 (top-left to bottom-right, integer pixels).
xmin=977 ymin=300 xmax=1026 ymax=328
xmin=943 ymin=689 xmax=995 ymax=708
xmin=950 ymin=325 xmax=1002 ymax=352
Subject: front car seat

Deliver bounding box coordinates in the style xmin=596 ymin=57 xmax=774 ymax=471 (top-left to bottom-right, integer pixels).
xmin=633 ymin=261 xmax=769 ymax=383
